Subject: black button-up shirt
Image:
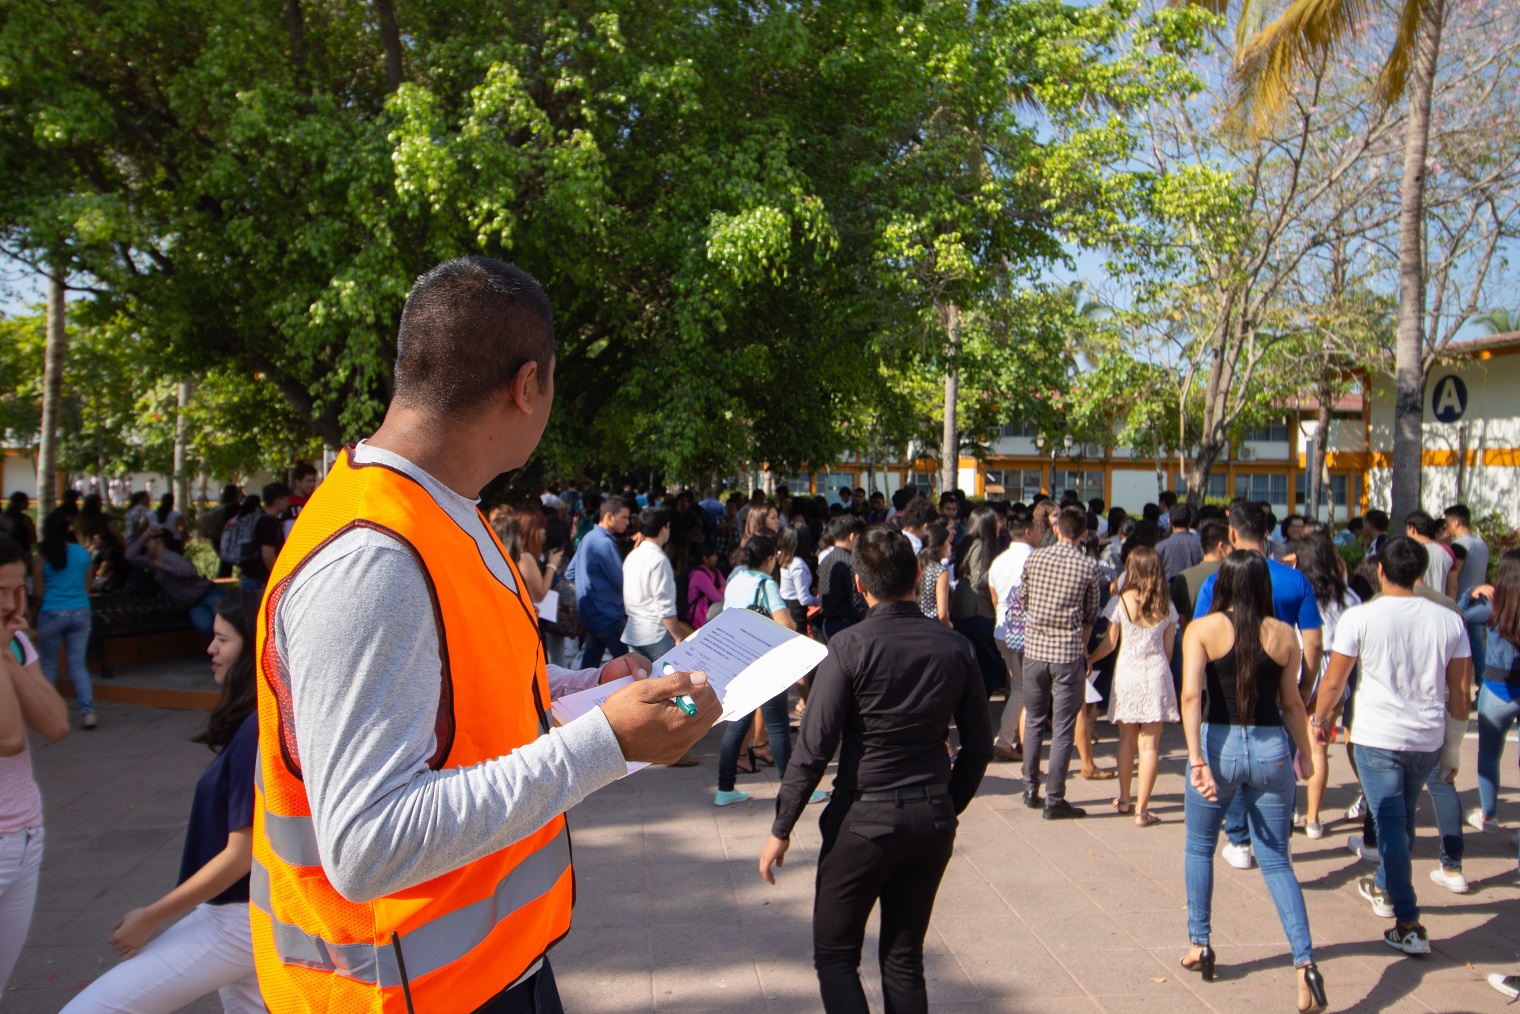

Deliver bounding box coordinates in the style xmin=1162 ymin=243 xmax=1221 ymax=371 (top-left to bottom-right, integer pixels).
xmin=772 ymin=600 xmax=993 ymax=839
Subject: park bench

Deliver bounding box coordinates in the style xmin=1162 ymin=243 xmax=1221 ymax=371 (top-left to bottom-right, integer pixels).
xmin=86 ymin=573 xmax=210 ymax=678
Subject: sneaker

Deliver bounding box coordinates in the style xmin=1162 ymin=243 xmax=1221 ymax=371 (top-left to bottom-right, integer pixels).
xmin=713 ymin=789 xmax=750 ymax=807
xmin=1490 ymin=974 xmax=1520 ymax=1000
xmin=1429 ymin=866 xmax=1470 ymax=894
xmin=1347 ymin=834 xmax=1380 ymax=863
xmin=1222 ymin=843 xmax=1254 ymax=870
xmin=1292 ymin=810 xmax=1307 ymax=829
xmin=1305 ymin=821 xmax=1325 ymax=840
xmin=81 ymin=713 xmax=97 ymax=730
xmin=1346 ymin=794 xmax=1365 ymax=820
xmin=807 ymin=789 xmax=829 ymax=805
xmin=1384 ymin=923 xmax=1430 ymax=955
xmin=1358 ymin=876 xmax=1395 ymax=918
xmin=1041 ymin=800 xmax=1087 ymax=820
xmin=1467 ymin=808 xmax=1495 ymax=834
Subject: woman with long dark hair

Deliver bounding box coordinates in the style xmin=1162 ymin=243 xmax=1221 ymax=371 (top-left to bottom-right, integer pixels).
xmin=1292 ymin=534 xmax=1361 ymax=839
xmin=950 ymin=505 xmax=1006 ymax=698
xmin=33 ymin=511 xmax=96 ymax=729
xmin=777 ymin=523 xmax=819 ymax=634
xmin=1462 ymin=549 xmax=1520 ymax=865
xmin=1179 ymin=551 xmax=1324 ymax=1012
xmin=916 ymin=523 xmax=953 ymax=628
xmin=62 ymin=594 xmax=262 ymax=1012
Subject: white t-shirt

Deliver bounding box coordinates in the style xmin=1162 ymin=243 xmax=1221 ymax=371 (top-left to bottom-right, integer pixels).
xmin=1333 ymin=595 xmax=1470 ymax=753
xmin=1421 ymin=541 xmax=1453 ymax=595
xmin=622 ymin=540 xmax=677 ymax=647
xmin=988 ymin=542 xmax=1034 ymax=632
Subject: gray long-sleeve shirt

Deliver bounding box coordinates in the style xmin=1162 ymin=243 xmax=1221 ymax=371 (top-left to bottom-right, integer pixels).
xmin=272 ymin=441 xmax=628 ymax=902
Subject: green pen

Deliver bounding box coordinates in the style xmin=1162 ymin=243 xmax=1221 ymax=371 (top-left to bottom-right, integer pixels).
xmin=663 ymin=662 xmax=698 ymax=716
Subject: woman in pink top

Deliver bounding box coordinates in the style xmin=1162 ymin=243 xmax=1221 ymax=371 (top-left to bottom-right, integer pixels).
xmin=687 ymin=543 xmax=727 ymax=628
xmin=0 ymin=532 xmax=71 ymax=988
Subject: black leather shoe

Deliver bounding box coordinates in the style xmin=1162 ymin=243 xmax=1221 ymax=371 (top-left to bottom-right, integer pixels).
xmin=1023 ymin=787 xmax=1043 ymax=809
xmin=1042 ymin=800 xmax=1087 ymax=820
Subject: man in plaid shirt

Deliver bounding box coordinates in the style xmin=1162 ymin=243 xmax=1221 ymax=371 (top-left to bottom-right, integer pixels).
xmin=1020 ymin=506 xmax=1104 ymax=819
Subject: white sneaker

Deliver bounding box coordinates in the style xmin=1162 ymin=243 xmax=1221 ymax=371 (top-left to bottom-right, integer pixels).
xmin=1348 ymin=834 xmax=1380 ymax=863
xmin=1466 ymin=808 xmax=1494 ymax=834
xmin=1358 ymin=875 xmax=1395 ymax=918
xmin=1222 ymin=843 xmax=1254 ymax=869
xmin=1429 ymin=866 xmax=1470 ymax=894
xmin=1346 ymin=794 xmax=1365 ymax=820
xmin=1305 ymin=821 xmax=1325 ymax=840
xmin=1491 ymin=973 xmax=1520 ymax=1000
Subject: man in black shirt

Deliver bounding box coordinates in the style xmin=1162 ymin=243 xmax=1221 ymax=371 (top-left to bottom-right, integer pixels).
xmin=239 ymin=482 xmax=291 ymax=594
xmin=817 ymin=515 xmax=867 ymax=640
xmin=761 ymin=526 xmax=992 ymax=1014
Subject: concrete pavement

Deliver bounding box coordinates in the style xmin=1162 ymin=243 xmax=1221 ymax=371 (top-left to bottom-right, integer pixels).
xmin=7 ymin=693 xmax=1519 ymax=1013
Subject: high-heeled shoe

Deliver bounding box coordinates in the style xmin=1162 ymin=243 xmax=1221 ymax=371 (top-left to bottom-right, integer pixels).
xmin=1180 ymin=944 xmax=1215 ymax=982
xmin=749 ymin=746 xmax=775 ymax=768
xmin=1297 ymin=963 xmax=1327 ymax=1013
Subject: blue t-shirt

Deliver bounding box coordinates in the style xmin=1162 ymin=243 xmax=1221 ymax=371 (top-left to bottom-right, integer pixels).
xmin=725 ymin=568 xmax=787 ymax=617
xmin=40 ymin=542 xmax=91 ymax=613
xmin=1194 ymin=557 xmax=1323 ymax=632
xmin=178 ymin=714 xmax=258 ymax=905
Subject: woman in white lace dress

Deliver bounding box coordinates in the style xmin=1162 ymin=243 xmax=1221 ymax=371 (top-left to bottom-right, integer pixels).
xmin=1089 ymin=546 xmax=1179 ymax=826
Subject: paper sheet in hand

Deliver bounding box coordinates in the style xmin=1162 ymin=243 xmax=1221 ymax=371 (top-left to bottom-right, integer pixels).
xmin=655 ymin=606 xmax=827 ymax=722
xmin=549 ymin=676 xmax=648 ymax=775
xmin=1085 ymin=676 xmax=1103 ymax=705
xmin=536 ymin=589 xmax=560 ymax=624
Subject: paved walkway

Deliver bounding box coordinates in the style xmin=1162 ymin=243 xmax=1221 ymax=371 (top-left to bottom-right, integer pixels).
xmin=8 ymin=695 xmax=1519 ymax=1013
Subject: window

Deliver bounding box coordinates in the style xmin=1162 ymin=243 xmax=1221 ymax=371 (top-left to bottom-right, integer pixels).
xmin=1055 ymin=469 xmax=1105 ymax=506
xmin=1235 ymin=473 xmax=1288 ymax=504
xmin=907 ymin=472 xmax=935 ymax=495
xmin=1172 ymin=473 xmax=1227 ymax=500
xmin=816 ymin=472 xmax=857 ymax=500
xmin=984 ymin=469 xmax=1044 ymax=502
xmin=779 ymin=474 xmax=811 ymax=495
xmin=1245 ymin=421 xmax=1290 ymax=442
xmin=997 ymin=421 xmax=1040 ymax=438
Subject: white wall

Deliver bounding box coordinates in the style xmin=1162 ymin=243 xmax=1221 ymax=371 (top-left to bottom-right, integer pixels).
xmin=1110 ymin=469 xmax=1160 ymax=513
xmin=3 ymin=454 xmax=35 ymax=499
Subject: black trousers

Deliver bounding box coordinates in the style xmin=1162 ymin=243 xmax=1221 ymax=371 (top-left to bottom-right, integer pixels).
xmin=812 ymin=795 xmax=957 ymax=1014
xmin=474 ymin=958 xmax=563 ymax=1014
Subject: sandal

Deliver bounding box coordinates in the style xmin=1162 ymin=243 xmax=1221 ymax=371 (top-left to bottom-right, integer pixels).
xmin=1135 ymin=812 xmax=1161 ymax=828
xmin=1113 ymin=798 xmax=1133 ymax=815
xmin=736 ymin=752 xmax=759 ymax=774
xmin=749 ymin=747 xmax=775 ymax=769
xmin=1081 ymin=767 xmax=1117 ymax=781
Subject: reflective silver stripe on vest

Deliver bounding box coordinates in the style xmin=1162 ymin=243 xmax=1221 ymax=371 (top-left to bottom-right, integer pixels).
xmin=254 ymin=755 xmax=325 ymax=868
xmin=251 ymin=825 xmax=572 ymax=987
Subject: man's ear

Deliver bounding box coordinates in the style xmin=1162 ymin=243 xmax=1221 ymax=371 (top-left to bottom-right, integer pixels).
xmin=509 ymin=360 xmax=542 ymax=415
xmin=855 ymin=574 xmax=868 ymax=597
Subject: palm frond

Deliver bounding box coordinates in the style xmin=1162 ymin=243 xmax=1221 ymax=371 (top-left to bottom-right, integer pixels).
xmin=1234 ymin=0 xmax=1381 ymax=121
xmin=1373 ymin=0 xmax=1426 ymax=106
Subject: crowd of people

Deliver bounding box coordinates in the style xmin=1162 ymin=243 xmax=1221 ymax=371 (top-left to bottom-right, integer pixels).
xmin=2 ymin=253 xmax=1518 ymax=1013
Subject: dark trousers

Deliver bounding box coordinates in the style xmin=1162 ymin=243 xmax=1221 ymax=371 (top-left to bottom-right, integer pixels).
xmin=577 ymin=625 xmax=627 ymax=669
xmin=951 ymin=614 xmax=1005 ymax=699
xmin=1021 ymin=657 xmax=1085 ymax=804
xmin=474 ymin=958 xmax=563 ymax=1014
xmin=812 ymin=795 xmax=957 ymax=1014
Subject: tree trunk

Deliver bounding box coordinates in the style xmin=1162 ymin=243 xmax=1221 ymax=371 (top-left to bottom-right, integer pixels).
xmin=1185 ymin=439 xmax=1224 ymax=507
xmin=173 ymin=378 xmax=195 ymax=516
xmin=1310 ymin=389 xmax=1331 ymax=521
xmin=374 ymin=0 xmax=404 ymax=91
xmin=939 ymin=302 xmax=960 ymax=495
xmin=1390 ymin=0 xmax=1445 ymax=523
xmin=36 ymin=269 xmax=67 ymax=515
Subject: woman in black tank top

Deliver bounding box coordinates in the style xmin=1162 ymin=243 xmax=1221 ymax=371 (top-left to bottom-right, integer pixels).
xmin=1179 ymin=551 xmax=1326 ymax=1013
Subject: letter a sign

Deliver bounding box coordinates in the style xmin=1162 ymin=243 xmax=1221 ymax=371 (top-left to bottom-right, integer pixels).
xmin=1431 ymin=375 xmax=1467 ymax=423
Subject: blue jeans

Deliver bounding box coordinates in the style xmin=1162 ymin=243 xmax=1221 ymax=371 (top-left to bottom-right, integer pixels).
xmin=188 ymin=587 xmax=227 ymax=635
xmin=718 ymin=692 xmax=793 ymax=793
xmin=1185 ymin=724 xmax=1313 ymax=966
xmin=36 ymin=608 xmax=94 ymax=716
xmin=1476 ymin=684 xmax=1520 ymax=820
xmin=1355 ymin=744 xmax=1440 ymax=925
xmin=578 ymin=624 xmax=627 ymax=670
xmin=628 ymin=631 xmax=676 ymax=665
xmin=1424 ymin=767 xmax=1465 ymax=872
xmin=1466 ymin=622 xmax=1488 ymax=682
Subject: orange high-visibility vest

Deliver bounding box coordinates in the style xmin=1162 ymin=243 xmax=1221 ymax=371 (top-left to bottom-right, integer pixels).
xmin=251 ymin=448 xmax=573 ymax=1012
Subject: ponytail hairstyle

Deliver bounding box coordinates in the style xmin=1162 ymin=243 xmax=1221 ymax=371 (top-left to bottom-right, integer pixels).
xmin=154 ymin=493 xmax=175 ymax=524
xmin=39 ymin=510 xmax=73 ymax=572
xmin=918 ymin=522 xmax=950 ymax=571
xmin=737 ymin=534 xmax=778 ymax=572
xmin=193 ymin=593 xmax=260 ymax=752
xmin=1121 ymin=545 xmax=1170 ymax=625
xmin=1212 ymin=550 xmax=1274 ymax=724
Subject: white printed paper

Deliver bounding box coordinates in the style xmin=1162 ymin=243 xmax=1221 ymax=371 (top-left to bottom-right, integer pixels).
xmin=653 ymin=606 xmax=828 ymax=722
xmin=536 ymin=589 xmax=560 ymax=624
xmin=1085 ymin=676 xmax=1103 ymax=705
xmin=549 ymin=676 xmax=648 ymax=775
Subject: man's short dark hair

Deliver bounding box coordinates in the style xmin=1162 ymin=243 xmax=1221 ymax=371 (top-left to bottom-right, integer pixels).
xmin=1088 ymin=497 xmax=1105 ymax=515
xmin=825 ymin=514 xmax=865 ymax=544
xmin=1159 ymin=490 xmax=1178 ymax=509
xmin=393 ymin=257 xmax=555 ymax=415
xmin=1347 ymin=516 xmax=1365 ymax=533
xmin=291 ymin=463 xmax=318 ymax=482
xmin=638 ymin=507 xmax=670 ymax=540
xmin=1405 ymin=510 xmax=1442 ymax=540
xmin=1378 ymin=535 xmax=1428 ymax=589
xmin=1443 ymin=504 xmax=1471 ymax=528
xmin=1170 ymin=504 xmax=1196 ymax=530
xmin=1226 ymin=501 xmax=1268 ymax=543
xmin=853 ymin=526 xmax=918 ymax=600
xmin=1055 ymin=506 xmax=1088 ymax=540
xmin=1199 ymin=519 xmax=1229 ymax=554
xmin=891 ymin=488 xmax=915 ymax=511
xmin=1364 ymin=509 xmax=1390 ymax=533
xmin=1007 ymin=510 xmax=1034 ymax=537
xmin=900 ymin=498 xmax=938 ymax=530
xmin=598 ymin=495 xmax=627 ymax=520
xmin=262 ymin=482 xmax=292 ymax=504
